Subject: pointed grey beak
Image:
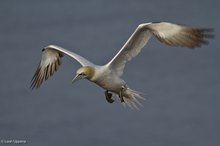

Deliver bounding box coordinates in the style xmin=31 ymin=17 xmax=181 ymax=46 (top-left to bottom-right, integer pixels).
xmin=72 ymin=74 xmax=82 ymax=83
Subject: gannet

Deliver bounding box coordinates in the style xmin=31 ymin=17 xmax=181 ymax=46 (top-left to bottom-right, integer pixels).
xmin=31 ymin=22 xmax=213 ymax=109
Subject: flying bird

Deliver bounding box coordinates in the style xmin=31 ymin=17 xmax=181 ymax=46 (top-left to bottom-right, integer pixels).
xmin=31 ymin=22 xmax=213 ymax=109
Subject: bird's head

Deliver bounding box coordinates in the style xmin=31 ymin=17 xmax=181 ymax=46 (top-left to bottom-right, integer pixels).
xmin=72 ymin=66 xmax=95 ymax=83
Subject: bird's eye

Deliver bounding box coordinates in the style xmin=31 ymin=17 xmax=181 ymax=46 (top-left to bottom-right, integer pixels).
xmin=79 ymin=73 xmax=86 ymax=76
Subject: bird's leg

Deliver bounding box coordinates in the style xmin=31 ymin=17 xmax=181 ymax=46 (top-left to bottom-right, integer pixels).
xmin=119 ymin=91 xmax=124 ymax=103
xmin=105 ymin=90 xmax=114 ymax=103
xmin=119 ymin=85 xmax=127 ymax=103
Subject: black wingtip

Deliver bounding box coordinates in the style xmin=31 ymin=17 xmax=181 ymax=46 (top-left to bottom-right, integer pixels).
xmin=201 ymin=28 xmax=215 ymax=38
xmin=30 ymin=77 xmax=37 ymax=90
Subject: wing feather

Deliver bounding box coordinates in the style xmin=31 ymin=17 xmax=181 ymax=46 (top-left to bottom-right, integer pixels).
xmin=31 ymin=45 xmax=95 ymax=89
xmin=107 ymin=22 xmax=213 ymax=76
xmin=148 ymin=22 xmax=214 ymax=48
xmin=106 ymin=23 xmax=152 ymax=76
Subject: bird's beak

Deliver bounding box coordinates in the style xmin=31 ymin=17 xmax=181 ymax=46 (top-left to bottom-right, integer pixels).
xmin=72 ymin=74 xmax=82 ymax=83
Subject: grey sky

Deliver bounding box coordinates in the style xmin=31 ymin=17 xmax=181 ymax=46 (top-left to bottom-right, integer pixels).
xmin=0 ymin=1 xmax=219 ymax=146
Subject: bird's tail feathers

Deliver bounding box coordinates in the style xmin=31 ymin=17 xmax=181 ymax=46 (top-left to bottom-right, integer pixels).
xmin=122 ymin=88 xmax=145 ymax=110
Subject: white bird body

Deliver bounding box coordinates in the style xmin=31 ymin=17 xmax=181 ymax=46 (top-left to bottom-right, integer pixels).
xmin=31 ymin=22 xmax=213 ymax=109
xmin=92 ymin=66 xmax=125 ymax=93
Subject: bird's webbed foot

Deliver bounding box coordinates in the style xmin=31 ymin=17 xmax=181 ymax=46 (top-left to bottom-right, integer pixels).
xmin=119 ymin=85 xmax=127 ymax=103
xmin=105 ymin=90 xmax=114 ymax=103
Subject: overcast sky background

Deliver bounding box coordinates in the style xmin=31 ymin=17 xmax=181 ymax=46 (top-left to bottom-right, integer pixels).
xmin=0 ymin=0 xmax=219 ymax=146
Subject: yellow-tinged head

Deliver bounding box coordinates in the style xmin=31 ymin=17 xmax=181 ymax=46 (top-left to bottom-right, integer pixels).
xmin=72 ymin=66 xmax=95 ymax=83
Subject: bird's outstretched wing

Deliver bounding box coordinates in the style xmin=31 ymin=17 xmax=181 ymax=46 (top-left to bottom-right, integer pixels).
xmin=106 ymin=22 xmax=214 ymax=76
xmin=31 ymin=45 xmax=95 ymax=89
